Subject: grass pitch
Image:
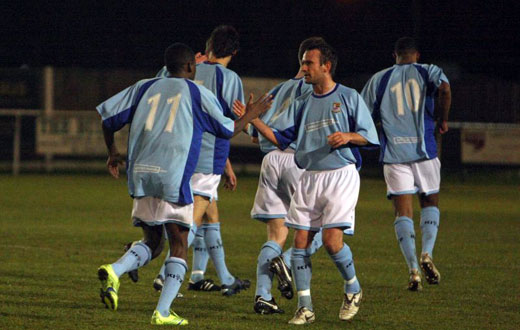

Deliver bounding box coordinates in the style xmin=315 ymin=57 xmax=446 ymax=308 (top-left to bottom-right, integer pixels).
xmin=1 ymin=172 xmax=519 ymax=329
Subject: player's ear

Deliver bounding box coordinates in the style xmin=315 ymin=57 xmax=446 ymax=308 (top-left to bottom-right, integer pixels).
xmin=323 ymin=60 xmax=332 ymax=74
xmin=416 ymin=51 xmax=420 ymax=61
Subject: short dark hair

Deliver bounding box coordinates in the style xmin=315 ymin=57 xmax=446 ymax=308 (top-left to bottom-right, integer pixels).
xmin=394 ymin=37 xmax=418 ymax=56
xmin=164 ymin=43 xmax=195 ymax=75
xmin=206 ymin=25 xmax=240 ymax=58
xmin=298 ymin=37 xmax=326 ymax=65
xmin=299 ymin=37 xmax=338 ymax=76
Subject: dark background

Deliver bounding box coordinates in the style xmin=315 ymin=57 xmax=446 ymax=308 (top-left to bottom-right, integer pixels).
xmin=2 ymin=0 xmax=519 ymax=80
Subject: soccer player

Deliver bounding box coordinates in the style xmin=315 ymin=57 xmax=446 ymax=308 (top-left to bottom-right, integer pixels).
xmin=234 ymin=38 xmax=325 ymax=315
xmin=95 ymin=42 xmax=271 ymax=325
xmin=251 ymin=38 xmax=379 ymax=324
xmin=155 ymin=25 xmax=250 ymax=296
xmin=361 ymin=37 xmax=451 ymax=290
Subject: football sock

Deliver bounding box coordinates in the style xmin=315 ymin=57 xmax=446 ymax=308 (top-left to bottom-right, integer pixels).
xmin=156 ymin=257 xmax=187 ymax=317
xmin=282 ymin=230 xmax=323 ymax=269
xmin=282 ymin=248 xmax=292 ymax=268
xmin=420 ymin=206 xmax=440 ymax=257
xmin=203 ymin=223 xmax=235 ymax=286
xmin=330 ymin=243 xmax=361 ymax=294
xmin=190 ymin=226 xmax=209 ymax=283
xmin=255 ymin=241 xmax=282 ymax=300
xmin=394 ymin=216 xmax=419 ymax=270
xmin=291 ymin=248 xmax=313 ymax=310
xmin=309 ymin=230 xmax=323 ymax=255
xmin=187 ymin=223 xmax=196 ymax=247
xmin=111 ymin=241 xmax=151 ymax=277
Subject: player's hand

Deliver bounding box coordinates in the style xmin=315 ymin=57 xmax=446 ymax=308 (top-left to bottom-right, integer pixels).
xmin=195 ymin=52 xmax=207 ymax=64
xmin=245 ymin=93 xmax=273 ymax=118
xmin=223 ymin=168 xmax=237 ymax=191
xmin=233 ymin=100 xmax=246 ymax=118
xmin=437 ymin=120 xmax=449 ymax=134
xmin=107 ymin=153 xmax=124 ymax=179
xmin=327 ymin=132 xmax=352 ymax=148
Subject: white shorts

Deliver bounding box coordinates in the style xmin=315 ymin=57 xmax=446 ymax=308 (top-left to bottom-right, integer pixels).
xmin=251 ymin=149 xmax=304 ymax=221
xmin=191 ymin=173 xmax=221 ymax=201
xmin=131 ymin=196 xmax=193 ymax=229
xmin=383 ymin=158 xmax=441 ymax=198
xmin=286 ymin=164 xmax=359 ymax=235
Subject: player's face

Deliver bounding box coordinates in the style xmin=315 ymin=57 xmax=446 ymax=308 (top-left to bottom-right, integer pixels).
xmin=301 ymin=49 xmax=327 ymax=85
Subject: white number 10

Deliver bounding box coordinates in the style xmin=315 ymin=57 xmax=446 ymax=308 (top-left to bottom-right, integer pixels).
xmin=390 ymin=78 xmax=421 ymax=115
xmin=144 ymin=93 xmax=181 ymax=132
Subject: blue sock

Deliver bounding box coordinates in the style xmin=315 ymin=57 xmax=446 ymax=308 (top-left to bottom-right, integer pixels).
xmin=203 ymin=223 xmax=234 ymax=286
xmin=330 ymin=243 xmax=361 ymax=294
xmin=309 ymin=230 xmax=323 ymax=255
xmin=282 ymin=248 xmax=292 ymax=268
xmin=420 ymin=206 xmax=440 ymax=257
xmin=255 ymin=241 xmax=282 ymax=300
xmin=187 ymin=223 xmax=196 ymax=247
xmin=291 ymin=248 xmax=312 ymax=310
xmin=156 ymin=257 xmax=187 ymax=317
xmin=394 ymin=216 xmax=419 ymax=270
xmin=190 ymin=226 xmax=209 ymax=283
xmin=111 ymin=241 xmax=151 ymax=277
xmin=282 ymin=230 xmax=323 ymax=269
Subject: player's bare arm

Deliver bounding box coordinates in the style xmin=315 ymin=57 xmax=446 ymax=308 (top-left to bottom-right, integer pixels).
xmin=327 ymin=132 xmax=368 ymax=149
xmin=223 ymin=158 xmax=237 ymax=191
xmin=250 ymin=118 xmax=279 ymax=147
xmin=232 ymin=93 xmax=273 ymax=136
xmin=102 ymin=122 xmax=124 ymax=179
xmin=437 ymin=81 xmax=451 ymax=134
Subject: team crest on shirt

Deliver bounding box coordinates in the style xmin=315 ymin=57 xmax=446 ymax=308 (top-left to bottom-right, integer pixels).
xmin=332 ymin=102 xmax=341 ymax=113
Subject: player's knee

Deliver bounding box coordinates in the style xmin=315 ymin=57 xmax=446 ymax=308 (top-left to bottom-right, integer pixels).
xmin=323 ymin=240 xmax=343 ymax=255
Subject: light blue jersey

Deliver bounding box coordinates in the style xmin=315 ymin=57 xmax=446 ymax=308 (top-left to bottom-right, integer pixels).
xmin=96 ymin=77 xmax=234 ymax=205
xmin=272 ymin=84 xmax=379 ymax=171
xmin=249 ymin=77 xmax=313 ymax=153
xmin=157 ymin=62 xmax=244 ymax=174
xmin=361 ymin=63 xmax=449 ymax=164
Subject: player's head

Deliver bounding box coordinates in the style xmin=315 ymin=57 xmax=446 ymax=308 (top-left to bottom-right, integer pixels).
xmin=393 ymin=37 xmax=420 ymax=63
xmin=299 ymin=37 xmax=338 ymax=84
xmin=164 ymin=43 xmax=196 ymax=79
xmin=205 ymin=25 xmax=240 ymax=59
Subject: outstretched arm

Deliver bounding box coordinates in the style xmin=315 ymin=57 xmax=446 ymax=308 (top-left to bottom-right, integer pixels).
xmin=102 ymin=122 xmax=124 ymax=179
xmin=250 ymin=118 xmax=280 ymax=147
xmin=437 ymin=81 xmax=451 ymax=134
xmin=232 ymin=93 xmax=273 ymax=136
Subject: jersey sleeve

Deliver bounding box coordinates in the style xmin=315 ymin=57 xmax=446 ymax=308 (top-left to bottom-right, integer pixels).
xmin=347 ymin=92 xmax=380 ymax=147
xmin=96 ymin=80 xmax=153 ymax=132
xmin=221 ymin=72 xmax=244 ymax=120
xmin=271 ymin=98 xmax=304 ymax=150
xmin=426 ymin=64 xmax=449 ymax=87
xmin=195 ymin=84 xmax=234 ymax=139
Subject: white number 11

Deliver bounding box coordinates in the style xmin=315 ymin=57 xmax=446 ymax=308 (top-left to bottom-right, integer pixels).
xmin=144 ymin=93 xmax=181 ymax=132
xmin=390 ymin=78 xmax=421 ymax=115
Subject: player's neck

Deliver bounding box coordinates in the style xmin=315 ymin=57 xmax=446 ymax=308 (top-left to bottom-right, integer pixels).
xmin=396 ymin=55 xmax=418 ymax=64
xmin=312 ymin=77 xmax=336 ymax=95
xmin=207 ymin=54 xmax=232 ymax=67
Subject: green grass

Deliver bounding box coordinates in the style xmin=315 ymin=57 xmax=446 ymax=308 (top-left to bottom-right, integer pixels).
xmin=1 ymin=173 xmax=519 ymax=329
